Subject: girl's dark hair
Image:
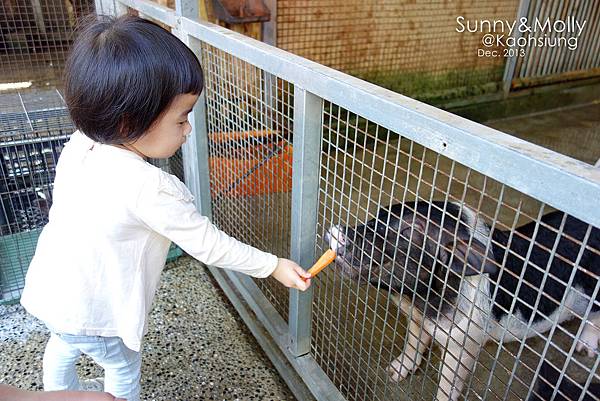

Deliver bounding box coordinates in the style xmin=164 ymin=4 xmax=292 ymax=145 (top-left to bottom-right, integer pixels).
xmin=65 ymin=15 xmax=204 ymax=144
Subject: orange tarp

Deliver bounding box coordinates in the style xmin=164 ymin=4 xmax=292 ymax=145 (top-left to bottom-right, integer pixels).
xmin=209 ymin=140 xmax=293 ymax=198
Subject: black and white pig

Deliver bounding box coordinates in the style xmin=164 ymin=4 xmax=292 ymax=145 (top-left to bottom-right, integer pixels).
xmin=325 ymin=201 xmax=600 ymax=401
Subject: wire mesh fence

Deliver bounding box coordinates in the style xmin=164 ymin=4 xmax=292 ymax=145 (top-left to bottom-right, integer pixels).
xmin=313 ymin=102 xmax=600 ymax=400
xmin=200 ymin=41 xmax=294 ymax=322
xmin=0 ymin=0 xmax=95 ymax=90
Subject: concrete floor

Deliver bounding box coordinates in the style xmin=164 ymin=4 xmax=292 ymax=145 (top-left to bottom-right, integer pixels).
xmin=0 ymin=256 xmax=296 ymax=401
xmin=485 ymin=101 xmax=600 ymax=166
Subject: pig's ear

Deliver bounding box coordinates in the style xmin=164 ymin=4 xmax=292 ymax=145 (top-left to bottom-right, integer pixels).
xmin=381 ymin=215 xmax=427 ymax=257
xmin=398 ymin=215 xmax=426 ymax=242
xmin=440 ymin=239 xmax=498 ymax=276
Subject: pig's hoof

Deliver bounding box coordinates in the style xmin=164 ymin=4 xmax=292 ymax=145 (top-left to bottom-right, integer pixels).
xmin=387 ymin=354 xmax=419 ymax=382
xmin=577 ymin=321 xmax=600 ymax=358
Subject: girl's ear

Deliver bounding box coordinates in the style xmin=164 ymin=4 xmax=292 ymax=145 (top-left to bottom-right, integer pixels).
xmin=117 ymin=115 xmax=131 ymax=141
xmin=118 ymin=113 xmax=147 ymax=142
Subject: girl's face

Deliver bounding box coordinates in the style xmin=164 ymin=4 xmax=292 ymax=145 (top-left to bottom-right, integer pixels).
xmin=127 ymin=93 xmax=199 ymax=159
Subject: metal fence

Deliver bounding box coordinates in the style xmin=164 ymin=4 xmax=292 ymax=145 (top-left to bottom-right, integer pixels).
xmin=77 ymin=1 xmax=600 ymax=400
xmin=200 ymin=42 xmax=294 ymax=321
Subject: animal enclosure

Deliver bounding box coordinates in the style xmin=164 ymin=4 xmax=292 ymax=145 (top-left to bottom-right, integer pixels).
xmin=1 ymin=0 xmax=598 ymax=399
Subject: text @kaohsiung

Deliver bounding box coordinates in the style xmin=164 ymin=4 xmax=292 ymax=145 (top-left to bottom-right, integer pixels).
xmin=456 ymin=16 xmax=587 ymax=57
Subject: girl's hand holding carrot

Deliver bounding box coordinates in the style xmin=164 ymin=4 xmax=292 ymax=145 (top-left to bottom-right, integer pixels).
xmin=271 ymin=258 xmax=312 ymax=291
xmin=271 ymin=250 xmax=336 ymax=291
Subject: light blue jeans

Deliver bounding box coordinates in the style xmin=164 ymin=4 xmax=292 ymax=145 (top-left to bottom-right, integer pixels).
xmin=43 ymin=332 xmax=141 ymax=401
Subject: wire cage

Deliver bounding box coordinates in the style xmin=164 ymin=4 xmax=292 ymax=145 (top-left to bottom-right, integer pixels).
xmin=0 ymin=130 xmax=70 ymax=303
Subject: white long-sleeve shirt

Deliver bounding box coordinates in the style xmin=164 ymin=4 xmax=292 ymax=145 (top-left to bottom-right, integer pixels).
xmin=21 ymin=131 xmax=278 ymax=351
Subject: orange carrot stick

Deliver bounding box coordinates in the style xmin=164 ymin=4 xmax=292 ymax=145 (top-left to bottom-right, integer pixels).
xmin=307 ymin=249 xmax=337 ymax=278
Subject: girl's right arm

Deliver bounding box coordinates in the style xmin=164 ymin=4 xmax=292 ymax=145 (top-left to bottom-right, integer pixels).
xmin=136 ymin=172 xmax=310 ymax=290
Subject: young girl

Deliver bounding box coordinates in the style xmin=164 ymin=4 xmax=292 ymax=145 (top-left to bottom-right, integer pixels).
xmin=20 ymin=15 xmax=311 ymax=401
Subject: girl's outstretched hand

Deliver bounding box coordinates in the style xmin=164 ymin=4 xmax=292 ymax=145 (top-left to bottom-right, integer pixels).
xmin=271 ymin=258 xmax=311 ymax=291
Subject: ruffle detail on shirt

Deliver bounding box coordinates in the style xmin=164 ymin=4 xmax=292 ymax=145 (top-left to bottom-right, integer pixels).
xmin=157 ymin=173 xmax=195 ymax=202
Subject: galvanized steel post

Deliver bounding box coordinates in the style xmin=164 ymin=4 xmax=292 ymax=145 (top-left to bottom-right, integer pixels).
xmin=261 ymin=0 xmax=277 ymax=143
xmin=289 ymin=87 xmax=323 ymax=357
xmin=175 ymin=0 xmax=199 ymax=22
xmin=175 ymin=1 xmax=213 ymax=220
xmin=502 ymin=0 xmax=531 ymax=97
xmin=182 ymin=73 xmax=213 ymax=220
